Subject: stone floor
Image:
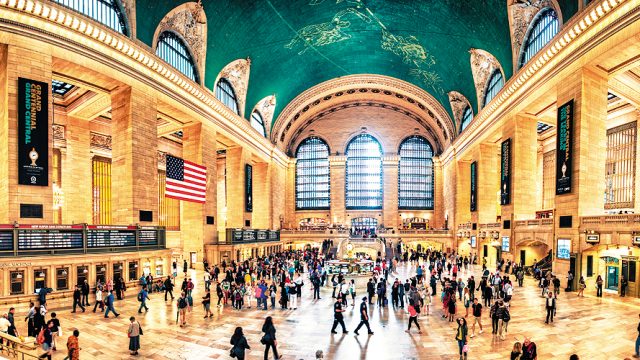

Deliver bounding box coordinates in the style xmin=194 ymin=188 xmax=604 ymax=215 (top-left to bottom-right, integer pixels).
xmin=4 ymin=263 xmax=640 ymax=359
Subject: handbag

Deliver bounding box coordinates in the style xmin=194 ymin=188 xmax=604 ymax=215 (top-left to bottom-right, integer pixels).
xmin=462 ymin=344 xmax=469 ymax=353
xmin=138 ymin=322 xmax=144 ymax=336
xmin=230 ymin=347 xmax=237 ymax=358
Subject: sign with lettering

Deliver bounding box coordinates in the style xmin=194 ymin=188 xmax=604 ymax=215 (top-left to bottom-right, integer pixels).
xmin=556 ymin=100 xmax=574 ymax=195
xmin=500 ymin=138 xmax=511 ymax=205
xmin=470 ymin=161 xmax=477 ymax=212
xmin=245 ymin=164 xmax=253 ymax=212
xmin=501 ymin=236 xmax=510 ymax=252
xmin=470 ymin=236 xmax=476 ymax=248
xmin=557 ymin=238 xmax=571 ymax=259
xmin=586 ymin=234 xmax=600 ymax=244
xmin=18 ymin=78 xmax=49 ymax=186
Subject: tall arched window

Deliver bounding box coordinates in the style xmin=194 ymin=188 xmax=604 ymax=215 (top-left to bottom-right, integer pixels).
xmin=54 ymin=0 xmax=129 ymax=36
xmin=483 ymin=70 xmax=504 ymax=107
xmin=346 ymin=134 xmax=383 ymax=209
xmin=250 ymin=111 xmax=267 ymax=137
xmin=460 ymin=106 xmax=473 ymax=133
xmin=296 ymin=137 xmax=330 ymax=210
xmin=398 ymin=136 xmax=434 ymax=210
xmin=519 ymin=8 xmax=559 ymax=69
xmin=215 ymin=79 xmax=240 ymax=115
xmin=156 ymin=31 xmax=200 ymax=84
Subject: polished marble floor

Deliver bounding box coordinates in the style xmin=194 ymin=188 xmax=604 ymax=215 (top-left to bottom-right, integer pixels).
xmin=5 ymin=263 xmax=640 ymax=359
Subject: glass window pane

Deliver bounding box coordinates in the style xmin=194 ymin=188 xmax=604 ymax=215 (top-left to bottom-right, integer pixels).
xmin=53 ymin=0 xmax=128 ymax=36
xmin=398 ymin=136 xmax=434 ymax=210
xmin=519 ymin=9 xmax=559 ymax=68
xmin=346 ymin=134 xmax=383 ymax=209
xmin=483 ymin=70 xmax=504 ymax=107
xmin=296 ymin=137 xmax=330 ymax=210
xmin=460 ymin=107 xmax=473 ymax=133
xmin=215 ymin=78 xmax=240 ymax=115
xmin=250 ymin=111 xmax=267 ymax=137
xmin=156 ymin=31 xmax=200 ymax=84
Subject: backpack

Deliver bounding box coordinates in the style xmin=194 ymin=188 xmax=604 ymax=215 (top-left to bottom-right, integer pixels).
xmin=36 ymin=329 xmax=45 ymax=344
xmin=137 ymin=291 xmax=144 ymax=302
xmin=178 ymin=297 xmax=187 ymax=309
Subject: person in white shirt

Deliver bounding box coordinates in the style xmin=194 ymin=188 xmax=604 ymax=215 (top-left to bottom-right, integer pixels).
xmin=288 ymin=282 xmax=298 ymax=310
xmin=93 ymin=288 xmax=104 ymax=313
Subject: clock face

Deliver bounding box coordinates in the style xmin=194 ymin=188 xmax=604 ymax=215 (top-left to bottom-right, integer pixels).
xmin=347 ymin=243 xmax=353 ymax=251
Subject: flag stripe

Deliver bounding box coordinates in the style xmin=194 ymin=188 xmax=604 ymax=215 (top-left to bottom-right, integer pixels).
xmin=166 ymin=193 xmax=205 ymax=203
xmin=165 ymin=154 xmax=207 ymax=203
xmin=166 ymin=183 xmax=206 ymax=196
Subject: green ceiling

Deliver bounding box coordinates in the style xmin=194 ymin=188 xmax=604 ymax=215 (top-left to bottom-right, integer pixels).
xmin=135 ymin=0 xmax=579 ymax=128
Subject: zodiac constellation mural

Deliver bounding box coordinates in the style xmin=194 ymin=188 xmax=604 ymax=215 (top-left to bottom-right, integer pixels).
xmin=287 ymin=0 xmax=441 ymax=90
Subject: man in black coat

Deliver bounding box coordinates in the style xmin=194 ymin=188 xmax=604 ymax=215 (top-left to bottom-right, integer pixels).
xmin=72 ymin=285 xmax=85 ymax=313
xmin=330 ymin=299 xmax=348 ymax=334
xmin=354 ymin=297 xmax=374 ymax=335
xmin=81 ymin=280 xmax=90 ymax=306
xmin=367 ymin=279 xmax=375 ymax=304
xmin=164 ymin=277 xmax=174 ymax=301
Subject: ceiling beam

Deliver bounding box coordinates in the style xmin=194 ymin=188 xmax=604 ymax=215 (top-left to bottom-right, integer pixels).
xmin=609 ymin=76 xmax=640 ymax=109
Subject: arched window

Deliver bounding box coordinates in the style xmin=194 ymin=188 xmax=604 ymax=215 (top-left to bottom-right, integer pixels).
xmin=215 ymin=78 xmax=240 ymax=115
xmin=398 ymin=136 xmax=434 ymax=210
xmin=156 ymin=31 xmax=200 ymax=84
xmin=54 ymin=0 xmax=129 ymax=36
xmin=250 ymin=111 xmax=267 ymax=137
xmin=296 ymin=137 xmax=330 ymax=210
xmin=346 ymin=134 xmax=383 ymax=209
xmin=483 ymin=70 xmax=504 ymax=107
xmin=519 ymin=8 xmax=559 ymax=69
xmin=460 ymin=106 xmax=473 ymax=133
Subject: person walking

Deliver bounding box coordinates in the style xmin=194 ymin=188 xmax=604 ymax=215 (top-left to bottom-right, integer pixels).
xmin=63 ymin=329 xmax=80 ymax=360
xmin=354 ymin=296 xmax=374 ymax=335
xmin=164 ymin=277 xmax=174 ymax=301
xmin=81 ymin=280 xmax=90 ymax=306
xmin=71 ymin=285 xmax=85 ymax=313
xmin=38 ymin=321 xmax=54 ymax=360
xmin=230 ymin=327 xmax=250 ymax=360
xmin=405 ymin=300 xmax=421 ymax=334
xmin=92 ymin=286 xmax=104 ymax=313
xmin=521 ymin=337 xmax=537 ymax=360
xmin=510 ymin=342 xmax=522 ymax=360
xmin=331 ymin=298 xmax=348 ymax=334
xmin=621 ymin=275 xmax=629 ymax=297
xmin=127 ymin=317 xmax=141 ymax=356
xmin=349 ymin=279 xmax=357 ymax=306
xmin=137 ymin=286 xmax=150 ymax=313
xmin=202 ymin=289 xmax=212 ymax=318
xmin=470 ymin=298 xmax=483 ymax=338
xmin=490 ymin=301 xmax=499 ymax=334
xmin=577 ymin=276 xmax=586 ymax=297
xmin=104 ymin=290 xmax=119 ymax=318
xmin=183 ymin=259 xmax=188 ymax=277
xmin=498 ymin=300 xmax=510 ymax=340
xmin=261 ymin=316 xmax=282 ymax=359
xmin=596 ymin=275 xmax=604 ymax=297
xmin=544 ymin=291 xmax=556 ymax=324
xmin=455 ymin=317 xmax=469 ymax=360
xmin=634 ymin=313 xmax=640 ymax=358
xmin=177 ymin=292 xmax=188 ymax=327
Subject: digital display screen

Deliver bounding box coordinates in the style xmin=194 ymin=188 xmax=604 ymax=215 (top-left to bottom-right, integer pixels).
xmin=87 ymin=230 xmax=136 ymax=247
xmin=138 ymin=230 xmax=158 ymax=246
xmin=0 ymin=232 xmax=13 ymax=250
xmin=18 ymin=230 xmax=83 ymax=249
xmin=501 ymin=236 xmax=510 ymax=252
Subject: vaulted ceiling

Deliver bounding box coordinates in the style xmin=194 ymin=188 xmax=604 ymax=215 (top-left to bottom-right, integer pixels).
xmin=135 ymin=0 xmax=579 ymax=130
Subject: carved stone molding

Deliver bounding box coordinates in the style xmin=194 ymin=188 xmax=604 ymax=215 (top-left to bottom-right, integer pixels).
xmin=120 ymin=0 xmax=137 ymax=37
xmin=508 ymin=0 xmax=562 ymax=69
xmin=252 ymin=95 xmax=277 ymax=138
xmin=52 ymin=124 xmax=65 ymax=141
xmin=216 ymin=59 xmax=251 ymax=117
xmin=448 ymin=91 xmax=472 ymax=133
xmin=469 ymin=49 xmax=503 ymax=110
xmin=90 ymin=132 xmax=112 ymax=151
xmin=153 ymin=2 xmax=207 ymax=82
xmin=158 ymin=151 xmax=167 ymax=170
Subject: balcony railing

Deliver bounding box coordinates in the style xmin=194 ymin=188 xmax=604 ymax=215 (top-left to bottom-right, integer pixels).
xmin=514 ymin=219 xmax=554 ymax=228
xmin=580 ymin=214 xmax=640 ymax=227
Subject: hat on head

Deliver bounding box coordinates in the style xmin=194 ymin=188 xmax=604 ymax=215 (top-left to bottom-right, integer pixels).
xmin=362 ymin=296 xmax=367 ymax=301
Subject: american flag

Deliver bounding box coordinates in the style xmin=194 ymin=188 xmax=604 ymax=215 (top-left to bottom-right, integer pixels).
xmin=165 ymin=154 xmax=207 ymax=203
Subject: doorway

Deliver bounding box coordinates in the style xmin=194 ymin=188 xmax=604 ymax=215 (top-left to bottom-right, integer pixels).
xmin=520 ymin=250 xmax=526 ymax=266
xmin=190 ymin=252 xmax=197 ymax=269
xmin=607 ymin=266 xmax=619 ymax=290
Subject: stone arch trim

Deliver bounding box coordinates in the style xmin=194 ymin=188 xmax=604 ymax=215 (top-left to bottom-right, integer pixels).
xmin=469 ymin=48 xmax=505 ymax=111
xmin=508 ymin=0 xmax=564 ymax=70
xmin=447 ymin=91 xmax=473 ymax=134
xmin=152 ymin=2 xmax=207 ymax=83
xmin=215 ymin=58 xmax=251 ymax=118
xmin=272 ymin=74 xmax=454 ymax=152
xmin=251 ymin=95 xmax=277 ymax=139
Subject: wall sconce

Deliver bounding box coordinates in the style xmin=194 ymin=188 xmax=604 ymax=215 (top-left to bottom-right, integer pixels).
xmin=479 ymin=231 xmax=487 ymax=239
xmin=100 ymin=267 xmax=106 ymax=272
xmin=38 ymin=271 xmax=45 ymax=277
xmin=134 ymin=263 xmax=139 ymax=268
xmin=492 ymin=231 xmax=500 ymax=239
xmin=155 ymin=259 xmax=163 ymax=265
xmin=118 ymin=265 xmax=123 ymax=270
xmin=61 ymin=269 xmax=68 ymax=276
xmin=15 ymin=272 xmax=22 ymax=279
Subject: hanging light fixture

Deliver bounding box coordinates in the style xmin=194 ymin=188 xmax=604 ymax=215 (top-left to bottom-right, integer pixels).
xmin=38 ymin=271 xmax=45 ymax=278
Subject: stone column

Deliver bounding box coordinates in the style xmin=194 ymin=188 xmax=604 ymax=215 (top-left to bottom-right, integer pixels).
xmin=181 ymin=123 xmax=217 ymax=263
xmin=455 ymin=159 xmax=471 ymax=227
xmin=62 ymin=116 xmax=92 ymax=224
xmin=283 ymin=162 xmax=296 ymax=229
xmin=477 ymin=143 xmax=500 ymax=224
xmin=0 ymin=44 xmax=54 ymax=223
xmin=382 ymin=155 xmax=399 ymax=229
xmin=329 ymin=156 xmax=346 ymax=225
xmin=110 ymin=86 xmax=158 ymax=225
xmin=432 ymin=157 xmax=444 ymax=229
xmin=252 ymin=162 xmax=271 ymax=229
xmin=225 ymin=146 xmax=249 ymax=228
xmin=270 ymin=163 xmax=286 ymax=230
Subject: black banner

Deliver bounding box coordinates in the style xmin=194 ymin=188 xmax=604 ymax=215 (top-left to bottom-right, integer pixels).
xmin=556 ymin=100 xmax=574 ymax=195
xmin=18 ymin=78 xmax=49 ymax=186
xmin=245 ymin=164 xmax=253 ymax=212
xmin=500 ymin=138 xmax=511 ymax=205
xmin=470 ymin=161 xmax=477 ymax=212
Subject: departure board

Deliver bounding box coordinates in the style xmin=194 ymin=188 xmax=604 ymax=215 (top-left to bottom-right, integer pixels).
xmin=0 ymin=231 xmax=13 ymax=250
xmin=138 ymin=229 xmax=158 ymax=246
xmin=18 ymin=229 xmax=83 ymax=249
xmin=87 ymin=230 xmax=136 ymax=247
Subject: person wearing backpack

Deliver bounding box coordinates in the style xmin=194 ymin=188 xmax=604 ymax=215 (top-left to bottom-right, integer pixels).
xmin=177 ymin=292 xmax=188 ymax=327
xmin=230 ymin=326 xmax=250 ymax=360
xmin=127 ymin=316 xmax=141 ymax=356
xmin=137 ymin=286 xmax=150 ymax=313
xmin=38 ymin=320 xmax=54 ymax=359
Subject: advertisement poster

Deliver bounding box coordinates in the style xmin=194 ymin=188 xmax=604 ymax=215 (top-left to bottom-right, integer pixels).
xmin=245 ymin=164 xmax=253 ymax=212
xmin=500 ymin=138 xmax=511 ymax=205
xmin=470 ymin=236 xmax=477 ymax=248
xmin=18 ymin=78 xmax=49 ymax=186
xmin=556 ymin=100 xmax=574 ymax=195
xmin=557 ymin=238 xmax=571 ymax=259
xmin=502 ymin=236 xmax=510 ymax=252
xmin=470 ymin=161 xmax=477 ymax=212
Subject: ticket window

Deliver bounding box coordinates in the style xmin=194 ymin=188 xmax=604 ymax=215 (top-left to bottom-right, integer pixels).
xmin=155 ymin=260 xmax=163 ymax=276
xmin=143 ymin=262 xmax=151 ymax=277
xmin=34 ymin=269 xmax=47 ymax=294
xmin=10 ymin=271 xmax=24 ymax=295
xmin=56 ymin=268 xmax=69 ymax=291
xmin=77 ymin=266 xmax=88 ymax=287
xmin=96 ymin=265 xmax=106 ymax=284
xmin=128 ymin=261 xmax=138 ymax=281
xmin=113 ymin=263 xmax=123 ymax=281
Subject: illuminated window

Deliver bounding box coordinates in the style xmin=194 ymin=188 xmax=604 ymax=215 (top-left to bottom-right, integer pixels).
xmin=56 ymin=267 xmax=69 ymax=291
xmin=156 ymin=31 xmax=200 ymax=83
xmin=519 ymin=8 xmax=559 ymax=69
xmin=158 ymin=171 xmax=181 ymax=230
xmin=53 ymin=0 xmax=129 ymax=36
xmin=483 ymin=70 xmax=504 ymax=107
xmin=92 ymin=157 xmax=112 ymax=225
xmin=51 ymin=80 xmax=75 ymax=96
xmin=398 ymin=136 xmax=434 ymax=210
xmin=346 ymin=134 xmax=383 ymax=209
xmin=10 ymin=271 xmax=24 ymax=295
xmin=250 ymin=111 xmax=267 ymax=137
xmin=605 ymin=122 xmax=637 ymax=209
xmin=128 ymin=261 xmax=138 ymax=281
xmin=460 ymin=106 xmax=473 ymax=133
xmin=215 ymin=78 xmax=240 ymax=115
xmin=296 ymin=137 xmax=330 ymax=210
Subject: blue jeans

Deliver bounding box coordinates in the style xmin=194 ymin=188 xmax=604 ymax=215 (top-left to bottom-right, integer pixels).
xmin=104 ymin=305 xmax=118 ymax=317
xmin=457 ymin=339 xmax=465 ymax=355
xmin=635 ymin=336 xmax=640 ymax=356
xmin=138 ymin=300 xmax=148 ymax=312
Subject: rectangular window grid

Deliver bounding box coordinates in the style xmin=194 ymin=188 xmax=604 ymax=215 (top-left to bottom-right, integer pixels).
xmin=398 ymin=137 xmax=434 ymax=210
xmin=92 ymin=157 xmax=112 ymax=225
xmin=296 ymin=138 xmax=330 ymax=210
xmin=346 ymin=135 xmax=383 ymax=209
xmin=158 ymin=171 xmax=181 ymax=230
xmin=542 ymin=150 xmax=556 ymax=210
xmin=605 ymin=122 xmax=637 ymax=209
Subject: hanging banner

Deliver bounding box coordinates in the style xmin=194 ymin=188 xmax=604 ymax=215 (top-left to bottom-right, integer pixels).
xmin=18 ymin=78 xmax=49 ymax=186
xmin=245 ymin=164 xmax=253 ymax=212
xmin=556 ymin=100 xmax=574 ymax=195
xmin=470 ymin=161 xmax=477 ymax=212
xmin=500 ymin=138 xmax=511 ymax=205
